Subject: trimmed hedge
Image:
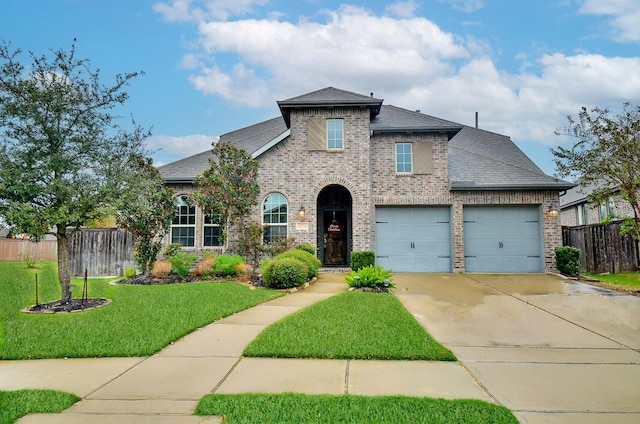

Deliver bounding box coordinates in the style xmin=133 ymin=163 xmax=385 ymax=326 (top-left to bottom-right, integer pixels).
xmin=278 ymin=249 xmax=321 ymax=279
xmin=351 ymin=251 xmax=375 ymax=271
xmin=263 ymin=257 xmax=308 ymax=289
xmin=555 ymin=246 xmax=580 ymax=276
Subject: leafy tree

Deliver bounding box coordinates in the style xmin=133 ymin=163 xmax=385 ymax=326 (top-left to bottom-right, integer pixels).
xmin=192 ymin=141 xmax=260 ymax=250
xmin=115 ymin=155 xmax=175 ymax=275
xmin=553 ymin=103 xmax=640 ymax=238
xmin=0 ymin=40 xmax=148 ymax=302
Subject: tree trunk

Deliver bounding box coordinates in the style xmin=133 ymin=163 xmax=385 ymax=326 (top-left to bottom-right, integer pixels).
xmin=57 ymin=226 xmax=72 ymax=303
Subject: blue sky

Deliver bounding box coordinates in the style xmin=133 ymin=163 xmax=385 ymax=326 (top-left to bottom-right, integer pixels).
xmin=2 ymin=0 xmax=639 ymax=176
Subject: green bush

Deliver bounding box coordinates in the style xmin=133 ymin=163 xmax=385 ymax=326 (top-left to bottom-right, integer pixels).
xmin=263 ymin=257 xmax=308 ymax=289
xmin=345 ymin=265 xmax=395 ymax=289
xmin=163 ymin=243 xmax=182 ymax=259
xmin=350 ymin=251 xmax=375 ymax=271
xmin=555 ymin=246 xmax=580 ymax=276
xmin=258 ymin=257 xmax=271 ymax=270
xmin=167 ymin=251 xmax=198 ymax=276
xmin=212 ymin=254 xmax=246 ymax=277
xmin=295 ymin=242 xmax=316 ymax=255
xmin=278 ymin=249 xmax=321 ymax=279
xmin=124 ymin=268 xmax=137 ymax=278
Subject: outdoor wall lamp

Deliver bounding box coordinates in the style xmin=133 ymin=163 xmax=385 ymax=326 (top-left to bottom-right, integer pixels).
xmin=548 ymin=202 xmax=560 ymax=217
xmin=298 ymin=205 xmax=306 ymax=221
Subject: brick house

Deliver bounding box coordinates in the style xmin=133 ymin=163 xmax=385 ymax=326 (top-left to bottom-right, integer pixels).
xmin=159 ymin=87 xmax=573 ymax=273
xmin=560 ymin=182 xmax=633 ymax=227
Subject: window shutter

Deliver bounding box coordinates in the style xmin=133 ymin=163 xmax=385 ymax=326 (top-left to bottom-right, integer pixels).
xmin=413 ymin=141 xmax=433 ymax=174
xmin=307 ymin=117 xmax=326 ymax=150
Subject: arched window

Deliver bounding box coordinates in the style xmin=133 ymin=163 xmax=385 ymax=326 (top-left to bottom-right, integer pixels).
xmin=171 ymin=195 xmax=195 ymax=247
xmin=263 ymin=193 xmax=287 ymax=243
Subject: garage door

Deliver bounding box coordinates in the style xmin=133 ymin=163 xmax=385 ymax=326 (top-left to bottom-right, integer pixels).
xmin=375 ymin=207 xmax=451 ymax=272
xmin=464 ymin=206 xmax=542 ymax=273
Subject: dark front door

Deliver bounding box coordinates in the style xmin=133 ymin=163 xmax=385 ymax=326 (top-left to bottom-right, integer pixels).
xmin=317 ymin=185 xmax=352 ymax=267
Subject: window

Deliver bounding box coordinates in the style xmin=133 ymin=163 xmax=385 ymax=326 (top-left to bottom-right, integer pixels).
xmin=396 ymin=143 xmax=413 ymax=173
xmin=599 ymin=199 xmax=616 ymax=222
xmin=171 ymin=195 xmax=195 ymax=247
xmin=577 ymin=204 xmax=589 ymax=226
xmin=327 ymin=119 xmax=343 ymax=149
xmin=203 ymin=214 xmax=222 ymax=247
xmin=263 ymin=193 xmax=288 ymax=243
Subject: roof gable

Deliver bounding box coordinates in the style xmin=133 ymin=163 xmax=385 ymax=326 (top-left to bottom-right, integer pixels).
xmin=277 ymin=87 xmax=383 ymax=127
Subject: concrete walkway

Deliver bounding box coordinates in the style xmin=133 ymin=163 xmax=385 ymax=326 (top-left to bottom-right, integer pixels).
xmin=393 ymin=273 xmax=640 ymax=424
xmin=1 ymin=273 xmax=490 ymax=423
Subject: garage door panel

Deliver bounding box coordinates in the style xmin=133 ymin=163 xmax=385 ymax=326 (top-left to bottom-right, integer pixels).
xmin=464 ymin=206 xmax=542 ymax=273
xmin=375 ymin=207 xmax=451 ymax=272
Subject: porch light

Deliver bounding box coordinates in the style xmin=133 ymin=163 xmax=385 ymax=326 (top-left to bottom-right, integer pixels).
xmin=548 ymin=202 xmax=560 ymax=217
xmin=298 ymin=205 xmax=306 ymax=221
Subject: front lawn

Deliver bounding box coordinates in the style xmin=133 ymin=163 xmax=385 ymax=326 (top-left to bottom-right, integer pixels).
xmin=585 ymin=272 xmax=640 ymax=289
xmin=0 ymin=390 xmax=80 ymax=424
xmin=0 ymin=261 xmax=282 ymax=359
xmin=244 ymin=291 xmax=456 ymax=361
xmin=195 ymin=393 xmax=518 ymax=424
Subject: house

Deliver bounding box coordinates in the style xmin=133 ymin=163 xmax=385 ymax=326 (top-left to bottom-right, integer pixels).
xmin=560 ymin=182 xmax=634 ymax=227
xmin=159 ymin=87 xmax=574 ymax=273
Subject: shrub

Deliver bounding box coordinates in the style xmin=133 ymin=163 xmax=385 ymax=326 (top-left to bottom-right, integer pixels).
xmin=278 ymin=249 xmax=321 ymax=279
xmin=263 ymin=257 xmax=308 ymax=289
xmin=345 ymin=265 xmax=395 ymax=289
xmin=258 ymin=257 xmax=272 ymax=270
xmin=212 ymin=254 xmax=246 ymax=277
xmin=555 ymin=246 xmax=580 ymax=277
xmin=235 ymin=263 xmax=254 ymax=282
xmin=351 ymin=251 xmax=375 ymax=271
xmin=192 ymin=257 xmax=214 ymax=277
xmin=151 ymin=261 xmax=172 ymax=278
xmin=168 ymin=251 xmax=198 ymax=276
xmin=163 ymin=243 xmax=182 ymax=259
xmin=264 ymin=237 xmax=296 ymax=257
xmin=295 ymin=242 xmax=315 ymax=255
xmin=124 ymin=268 xmax=137 ymax=278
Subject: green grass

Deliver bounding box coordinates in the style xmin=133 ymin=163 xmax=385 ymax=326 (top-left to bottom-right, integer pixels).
xmin=0 ymin=261 xmax=282 ymax=359
xmin=244 ymin=291 xmax=456 ymax=361
xmin=195 ymin=393 xmax=518 ymax=424
xmin=585 ymin=272 xmax=640 ymax=288
xmin=0 ymin=390 xmax=80 ymax=424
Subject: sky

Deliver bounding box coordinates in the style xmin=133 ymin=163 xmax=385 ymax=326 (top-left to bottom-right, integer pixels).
xmin=2 ymin=0 xmax=640 ymax=177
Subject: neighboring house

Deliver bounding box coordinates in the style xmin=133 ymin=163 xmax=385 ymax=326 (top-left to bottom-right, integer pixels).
xmin=560 ymin=182 xmax=635 ymax=227
xmin=159 ymin=87 xmax=573 ymax=273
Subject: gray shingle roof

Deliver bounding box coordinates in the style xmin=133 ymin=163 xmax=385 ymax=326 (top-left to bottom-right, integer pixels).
xmin=277 ymin=87 xmax=382 ymax=126
xmin=448 ymin=126 xmax=574 ymax=190
xmin=372 ymin=105 xmax=462 ymax=134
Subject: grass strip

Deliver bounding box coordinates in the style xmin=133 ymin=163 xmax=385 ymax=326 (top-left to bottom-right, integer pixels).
xmin=195 ymin=393 xmax=518 ymax=424
xmin=0 ymin=390 xmax=80 ymax=424
xmin=0 ymin=261 xmax=282 ymax=359
xmin=244 ymin=291 xmax=456 ymax=361
xmin=585 ymin=272 xmax=640 ymax=289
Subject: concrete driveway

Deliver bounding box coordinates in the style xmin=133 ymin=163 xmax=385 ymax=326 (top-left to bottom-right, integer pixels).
xmin=393 ymin=273 xmax=640 ymax=424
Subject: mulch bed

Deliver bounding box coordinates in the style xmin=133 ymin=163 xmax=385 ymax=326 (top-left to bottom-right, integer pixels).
xmin=23 ymin=298 xmax=111 ymax=314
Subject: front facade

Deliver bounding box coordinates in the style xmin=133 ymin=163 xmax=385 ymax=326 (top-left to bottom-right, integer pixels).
xmin=159 ymin=87 xmax=573 ymax=273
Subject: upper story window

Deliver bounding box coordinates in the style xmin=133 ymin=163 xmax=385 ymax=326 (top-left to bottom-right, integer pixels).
xmin=171 ymin=195 xmax=195 ymax=247
xmin=263 ymin=193 xmax=288 ymax=243
xmin=327 ymin=119 xmax=343 ymax=150
xmin=396 ymin=143 xmax=413 ymax=174
xmin=203 ymin=214 xmax=222 ymax=247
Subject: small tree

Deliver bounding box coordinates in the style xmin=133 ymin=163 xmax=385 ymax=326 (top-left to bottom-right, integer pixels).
xmin=0 ymin=40 xmax=148 ymax=302
xmin=553 ymin=103 xmax=640 ymax=238
xmin=192 ymin=141 xmax=260 ymax=250
xmin=115 ymin=155 xmax=176 ymax=275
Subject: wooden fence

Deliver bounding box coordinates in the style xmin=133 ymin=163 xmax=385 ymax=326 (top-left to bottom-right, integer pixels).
xmin=1 ymin=229 xmax=135 ymax=276
xmin=0 ymin=239 xmax=57 ymax=261
xmin=68 ymin=229 xmax=134 ymax=277
xmin=562 ymin=221 xmax=640 ymax=273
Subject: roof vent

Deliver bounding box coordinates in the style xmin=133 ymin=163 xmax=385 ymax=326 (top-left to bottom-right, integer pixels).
xmin=475 ymin=112 xmax=479 ymax=128
xmin=370 ymin=92 xmax=373 ymax=98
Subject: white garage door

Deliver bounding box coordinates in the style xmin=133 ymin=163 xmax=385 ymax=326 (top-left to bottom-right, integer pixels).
xmin=464 ymin=206 xmax=543 ymax=273
xmin=375 ymin=207 xmax=451 ymax=272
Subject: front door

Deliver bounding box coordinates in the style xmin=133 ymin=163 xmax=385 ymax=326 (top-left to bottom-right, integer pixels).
xmin=317 ymin=185 xmax=352 ymax=267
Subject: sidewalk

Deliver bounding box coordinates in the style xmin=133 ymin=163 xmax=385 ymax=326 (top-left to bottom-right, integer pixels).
xmin=1 ymin=273 xmax=491 ymax=423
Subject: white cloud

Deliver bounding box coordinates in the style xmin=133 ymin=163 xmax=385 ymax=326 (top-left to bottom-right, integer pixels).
xmin=147 ymin=134 xmax=218 ymax=160
xmin=154 ymin=0 xmax=268 ymax=22
xmin=578 ymin=0 xmax=640 ymax=42
xmin=385 ymin=0 xmax=420 ymax=18
xmin=438 ymin=0 xmax=484 ymax=13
